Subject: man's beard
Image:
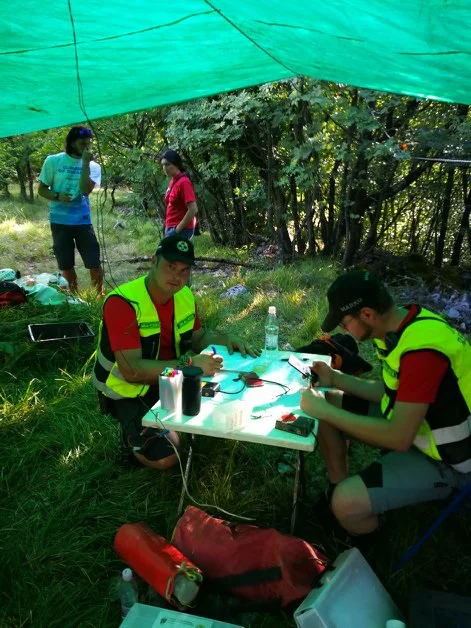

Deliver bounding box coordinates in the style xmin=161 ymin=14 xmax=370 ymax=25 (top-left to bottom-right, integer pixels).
xmin=69 ymin=149 xmax=83 ymax=158
xmin=357 ymin=320 xmax=374 ymax=341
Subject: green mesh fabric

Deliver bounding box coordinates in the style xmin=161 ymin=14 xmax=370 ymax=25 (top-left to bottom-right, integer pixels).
xmin=1 ymin=1 xmax=470 ymax=137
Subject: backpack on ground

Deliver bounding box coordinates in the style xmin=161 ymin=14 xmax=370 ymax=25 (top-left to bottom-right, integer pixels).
xmin=0 ymin=281 xmax=28 ymax=308
xmin=295 ymin=332 xmax=372 ymax=376
xmin=172 ymin=506 xmax=329 ymax=608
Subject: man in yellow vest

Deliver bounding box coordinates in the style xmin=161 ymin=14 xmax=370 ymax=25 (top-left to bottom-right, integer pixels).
xmin=301 ymin=270 xmax=471 ymax=536
xmin=93 ymin=234 xmax=258 ymax=470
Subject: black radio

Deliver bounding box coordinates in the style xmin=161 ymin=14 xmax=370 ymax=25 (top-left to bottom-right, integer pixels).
xmin=275 ymin=414 xmax=314 ymax=437
xmin=201 ymin=381 xmax=220 ymax=397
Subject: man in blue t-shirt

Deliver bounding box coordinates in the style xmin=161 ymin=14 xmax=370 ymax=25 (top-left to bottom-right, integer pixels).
xmin=38 ymin=126 xmax=104 ymax=296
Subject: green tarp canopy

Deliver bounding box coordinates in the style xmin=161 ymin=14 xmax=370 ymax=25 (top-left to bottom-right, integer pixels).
xmin=1 ymin=1 xmax=470 ymax=138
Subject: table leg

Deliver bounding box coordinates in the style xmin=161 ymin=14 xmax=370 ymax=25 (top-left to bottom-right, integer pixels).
xmin=290 ymin=451 xmax=305 ymax=534
xmin=177 ymin=434 xmax=195 ymax=517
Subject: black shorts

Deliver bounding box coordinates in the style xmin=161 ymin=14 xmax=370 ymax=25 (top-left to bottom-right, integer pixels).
xmin=98 ymin=389 xmax=175 ymax=462
xmin=51 ymin=223 xmax=101 ymax=270
xmin=341 ymin=393 xmax=377 ymax=416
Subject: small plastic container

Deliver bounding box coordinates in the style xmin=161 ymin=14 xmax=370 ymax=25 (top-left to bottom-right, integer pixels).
xmin=212 ymin=399 xmax=251 ymax=432
xmin=120 ymin=603 xmax=244 ymax=628
xmin=159 ymin=370 xmax=183 ymax=414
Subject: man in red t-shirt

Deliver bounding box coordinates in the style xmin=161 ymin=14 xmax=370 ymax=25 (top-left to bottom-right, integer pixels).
xmin=95 ymin=235 xmax=259 ymax=470
xmin=300 ymin=270 xmax=471 ymax=537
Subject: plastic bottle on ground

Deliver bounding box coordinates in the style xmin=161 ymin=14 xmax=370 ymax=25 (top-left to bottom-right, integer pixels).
xmin=119 ymin=567 xmax=138 ymax=618
xmin=265 ymin=305 xmax=279 ymax=354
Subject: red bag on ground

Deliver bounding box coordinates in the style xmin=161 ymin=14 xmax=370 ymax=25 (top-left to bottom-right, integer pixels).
xmin=0 ymin=281 xmax=27 ymax=308
xmin=172 ymin=506 xmax=328 ymax=607
xmin=114 ymin=522 xmax=202 ymax=608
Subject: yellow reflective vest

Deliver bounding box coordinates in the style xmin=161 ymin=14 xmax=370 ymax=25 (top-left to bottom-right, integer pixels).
xmin=93 ymin=276 xmax=196 ymax=399
xmin=374 ymin=307 xmax=471 ymax=473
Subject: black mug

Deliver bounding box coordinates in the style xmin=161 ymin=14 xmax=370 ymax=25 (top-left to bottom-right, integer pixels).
xmin=181 ymin=366 xmax=203 ymax=416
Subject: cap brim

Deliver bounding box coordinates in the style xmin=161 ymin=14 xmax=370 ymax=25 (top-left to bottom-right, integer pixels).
xmin=321 ymin=309 xmax=341 ymax=333
xmin=162 ymin=253 xmax=196 ymax=266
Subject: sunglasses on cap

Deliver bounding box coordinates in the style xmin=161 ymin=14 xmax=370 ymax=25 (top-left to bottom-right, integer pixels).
xmin=78 ymin=128 xmax=92 ymax=138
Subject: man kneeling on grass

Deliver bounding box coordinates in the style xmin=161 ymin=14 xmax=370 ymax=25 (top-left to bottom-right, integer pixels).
xmin=93 ymin=234 xmax=259 ymax=470
xmin=300 ymin=270 xmax=471 ymax=537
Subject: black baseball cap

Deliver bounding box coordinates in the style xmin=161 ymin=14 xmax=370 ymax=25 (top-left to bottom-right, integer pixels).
xmin=155 ymin=234 xmax=195 ymax=266
xmin=321 ymin=270 xmax=385 ymax=332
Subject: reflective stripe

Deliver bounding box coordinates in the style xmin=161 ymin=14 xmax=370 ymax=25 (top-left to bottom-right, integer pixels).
xmin=97 ymin=349 xmax=114 ymax=371
xmin=91 ymin=373 xmax=126 ymax=400
xmin=413 ymin=432 xmax=441 ymax=460
xmin=109 ymin=364 xmax=128 ymax=382
xmin=413 ymin=433 xmax=431 ymax=450
xmin=432 ymin=416 xmax=471 ymax=446
xmin=451 ymin=459 xmax=471 ymax=474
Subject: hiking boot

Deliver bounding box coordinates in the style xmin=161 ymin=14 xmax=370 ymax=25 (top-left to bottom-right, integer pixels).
xmin=302 ymin=485 xmax=338 ymax=528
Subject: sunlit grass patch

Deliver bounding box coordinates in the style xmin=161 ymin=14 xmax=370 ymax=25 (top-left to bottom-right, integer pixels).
xmin=0 ymin=218 xmax=52 ymax=264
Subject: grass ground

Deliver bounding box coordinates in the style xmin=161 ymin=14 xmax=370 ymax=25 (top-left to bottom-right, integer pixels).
xmin=1 ymin=189 xmax=471 ymax=627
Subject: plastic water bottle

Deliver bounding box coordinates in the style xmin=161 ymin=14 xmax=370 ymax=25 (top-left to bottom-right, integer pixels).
xmin=119 ymin=568 xmax=138 ymax=618
xmin=265 ymin=306 xmax=279 ymax=353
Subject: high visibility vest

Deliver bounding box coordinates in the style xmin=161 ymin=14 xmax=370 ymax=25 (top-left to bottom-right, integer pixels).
xmin=374 ymin=307 xmax=471 ymax=473
xmin=93 ymin=276 xmax=196 ymax=399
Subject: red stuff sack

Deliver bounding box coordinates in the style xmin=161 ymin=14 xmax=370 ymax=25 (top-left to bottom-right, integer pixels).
xmin=0 ymin=281 xmax=27 ymax=308
xmin=172 ymin=506 xmax=328 ymax=607
xmin=114 ymin=522 xmax=203 ymax=608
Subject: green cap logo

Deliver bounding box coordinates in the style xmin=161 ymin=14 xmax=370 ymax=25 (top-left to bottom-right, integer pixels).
xmin=177 ymin=241 xmax=189 ymax=252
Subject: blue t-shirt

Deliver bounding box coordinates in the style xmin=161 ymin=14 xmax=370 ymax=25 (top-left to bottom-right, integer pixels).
xmin=39 ymin=152 xmax=101 ymax=226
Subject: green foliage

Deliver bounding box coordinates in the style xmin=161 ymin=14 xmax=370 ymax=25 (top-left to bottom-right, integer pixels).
xmin=2 ymin=79 xmax=471 ymax=265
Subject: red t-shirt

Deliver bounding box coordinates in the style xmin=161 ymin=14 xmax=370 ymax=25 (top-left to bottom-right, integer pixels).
xmin=103 ymin=294 xmax=201 ymax=360
xmin=164 ymin=173 xmax=196 ymax=229
xmin=393 ymin=305 xmax=449 ymax=404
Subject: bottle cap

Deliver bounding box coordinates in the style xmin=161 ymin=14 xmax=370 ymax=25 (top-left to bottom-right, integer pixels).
xmin=122 ymin=568 xmax=133 ymax=582
xmin=268 ymin=306 xmax=276 ymax=315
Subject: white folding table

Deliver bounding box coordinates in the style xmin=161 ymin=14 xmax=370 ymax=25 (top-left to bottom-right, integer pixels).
xmin=142 ymin=346 xmax=331 ymax=532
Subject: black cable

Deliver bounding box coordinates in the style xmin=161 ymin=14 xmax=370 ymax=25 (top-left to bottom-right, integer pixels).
xmin=67 ymin=0 xmax=129 ymax=297
xmin=256 ymin=378 xmax=290 ymax=398
xmin=219 ymin=382 xmax=247 ymax=395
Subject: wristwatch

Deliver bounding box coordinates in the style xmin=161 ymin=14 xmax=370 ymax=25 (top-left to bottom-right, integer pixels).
xmin=53 ymin=191 xmax=60 ymax=200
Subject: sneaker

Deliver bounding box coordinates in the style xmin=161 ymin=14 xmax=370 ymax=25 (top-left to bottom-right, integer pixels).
xmin=117 ymin=430 xmax=142 ymax=469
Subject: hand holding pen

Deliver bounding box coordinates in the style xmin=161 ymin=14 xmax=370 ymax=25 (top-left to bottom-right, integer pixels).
xmin=192 ymin=347 xmax=223 ymax=377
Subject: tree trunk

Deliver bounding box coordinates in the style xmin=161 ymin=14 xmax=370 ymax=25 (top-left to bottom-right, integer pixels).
xmin=342 ymin=152 xmax=369 ymax=268
xmin=229 ymin=167 xmax=248 ymax=246
xmin=451 ymin=171 xmax=471 ymax=266
xmin=0 ymin=179 xmax=10 ymax=198
xmin=26 ymin=157 xmax=34 ymax=201
xmin=322 ymin=160 xmax=340 ymax=255
xmin=434 ymin=166 xmax=454 ymax=267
